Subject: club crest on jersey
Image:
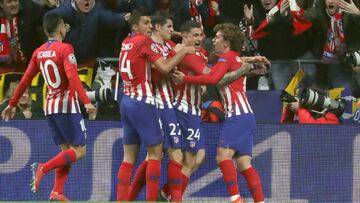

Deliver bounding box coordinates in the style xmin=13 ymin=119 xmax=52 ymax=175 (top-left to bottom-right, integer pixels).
xmin=151 ymin=43 xmax=159 ymax=54
xmin=68 ymin=53 xmax=77 ymax=65
xmin=174 ymin=137 xmax=179 ymax=144
xmin=236 ymin=56 xmax=241 ymax=63
xmin=190 ymin=141 xmax=196 ymax=148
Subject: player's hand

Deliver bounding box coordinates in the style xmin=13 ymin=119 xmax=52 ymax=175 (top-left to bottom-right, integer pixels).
xmin=243 ymin=56 xmax=271 ymax=65
xmin=249 ymin=64 xmax=268 ymax=75
xmin=85 ymin=103 xmax=97 ymax=115
xmin=1 ymin=105 xmax=16 ymax=121
xmin=175 ymin=44 xmax=186 ymax=53
xmin=171 ymin=70 xmax=185 ymax=84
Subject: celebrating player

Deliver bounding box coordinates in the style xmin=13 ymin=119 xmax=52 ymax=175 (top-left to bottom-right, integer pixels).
xmin=172 ymin=23 xmax=268 ymax=203
xmin=116 ymin=8 xmax=194 ymax=201
xmin=127 ymin=10 xmax=184 ymax=202
xmin=1 ymin=13 xmax=96 ymax=201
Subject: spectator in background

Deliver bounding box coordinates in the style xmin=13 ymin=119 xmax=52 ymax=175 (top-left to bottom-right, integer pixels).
xmin=47 ymin=0 xmax=130 ymax=63
xmin=0 ymin=0 xmax=53 ymax=65
xmin=302 ymin=0 xmax=360 ymax=88
xmin=0 ymin=81 xmax=40 ymax=119
xmin=169 ymin=0 xmax=209 ymax=32
xmin=244 ymin=0 xmax=317 ymax=90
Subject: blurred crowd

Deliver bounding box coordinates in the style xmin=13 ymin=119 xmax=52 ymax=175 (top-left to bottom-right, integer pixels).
xmin=1 ymin=0 xmax=360 ymax=120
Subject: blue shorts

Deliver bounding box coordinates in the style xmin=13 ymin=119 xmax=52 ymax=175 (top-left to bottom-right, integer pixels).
xmin=46 ymin=113 xmax=86 ymax=146
xmin=218 ymin=113 xmax=256 ymax=156
xmin=120 ymin=96 xmax=163 ymax=147
xmin=160 ymin=108 xmax=182 ymax=150
xmin=175 ymin=110 xmax=204 ymax=153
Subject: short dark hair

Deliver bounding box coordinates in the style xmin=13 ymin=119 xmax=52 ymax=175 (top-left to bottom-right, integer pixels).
xmin=128 ymin=7 xmax=151 ymax=27
xmin=180 ymin=21 xmax=201 ymax=33
xmin=213 ymin=23 xmax=245 ymax=53
xmin=43 ymin=12 xmax=63 ymax=35
xmin=151 ymin=10 xmax=172 ymax=27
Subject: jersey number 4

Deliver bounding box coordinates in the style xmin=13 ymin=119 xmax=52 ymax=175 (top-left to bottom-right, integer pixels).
xmin=120 ymin=52 xmax=133 ymax=79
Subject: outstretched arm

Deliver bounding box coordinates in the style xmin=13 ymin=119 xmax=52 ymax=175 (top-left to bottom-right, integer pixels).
xmin=217 ymin=62 xmax=253 ymax=89
xmin=153 ymin=44 xmax=195 ymax=74
xmin=9 ymin=57 xmax=39 ymax=107
xmin=172 ymin=60 xmax=229 ymax=85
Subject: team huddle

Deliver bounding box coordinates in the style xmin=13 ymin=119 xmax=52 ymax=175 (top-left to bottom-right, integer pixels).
xmin=1 ymin=7 xmax=269 ymax=203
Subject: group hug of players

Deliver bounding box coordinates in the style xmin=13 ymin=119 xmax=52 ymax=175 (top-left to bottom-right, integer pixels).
xmin=2 ymin=7 xmax=269 ymax=203
xmin=116 ymin=8 xmax=269 ymax=203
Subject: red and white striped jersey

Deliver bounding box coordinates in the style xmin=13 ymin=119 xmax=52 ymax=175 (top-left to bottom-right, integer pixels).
xmin=152 ymin=40 xmax=176 ymax=109
xmin=119 ymin=33 xmax=162 ymax=105
xmin=173 ymin=52 xmax=206 ymax=116
xmin=183 ymin=50 xmax=253 ymax=118
xmin=9 ymin=41 xmax=91 ymax=115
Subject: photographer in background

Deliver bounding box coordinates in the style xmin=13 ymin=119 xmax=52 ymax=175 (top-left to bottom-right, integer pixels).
xmin=82 ymin=60 xmax=117 ymax=120
xmin=280 ymin=88 xmax=345 ymax=124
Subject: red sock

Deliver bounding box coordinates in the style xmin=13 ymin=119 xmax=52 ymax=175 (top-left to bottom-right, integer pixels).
xmin=146 ymin=159 xmax=161 ymax=201
xmin=116 ymin=162 xmax=134 ymax=201
xmin=52 ymin=165 xmax=71 ymax=194
xmin=181 ymin=173 xmax=189 ymax=195
xmin=219 ymin=160 xmax=240 ymax=197
xmin=241 ymin=167 xmax=264 ymax=202
xmin=128 ymin=160 xmax=147 ymax=201
xmin=167 ymin=160 xmax=183 ymax=202
xmin=42 ymin=149 xmax=76 ymax=173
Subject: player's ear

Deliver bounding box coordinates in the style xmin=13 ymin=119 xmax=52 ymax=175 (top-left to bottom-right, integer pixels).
xmin=155 ymin=24 xmax=161 ymax=32
xmin=131 ymin=24 xmax=138 ymax=32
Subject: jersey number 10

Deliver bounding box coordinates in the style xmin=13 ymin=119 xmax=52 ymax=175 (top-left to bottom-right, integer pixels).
xmin=40 ymin=59 xmax=61 ymax=89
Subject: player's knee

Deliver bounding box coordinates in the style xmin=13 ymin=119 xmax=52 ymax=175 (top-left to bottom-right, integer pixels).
xmin=147 ymin=144 xmax=163 ymax=161
xmin=181 ymin=165 xmax=192 ymax=177
xmin=194 ymin=150 xmax=205 ymax=168
xmin=168 ymin=148 xmax=183 ymax=163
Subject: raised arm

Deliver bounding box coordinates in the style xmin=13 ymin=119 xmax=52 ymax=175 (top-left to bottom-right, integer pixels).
xmin=173 ymin=59 xmax=229 ymax=85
